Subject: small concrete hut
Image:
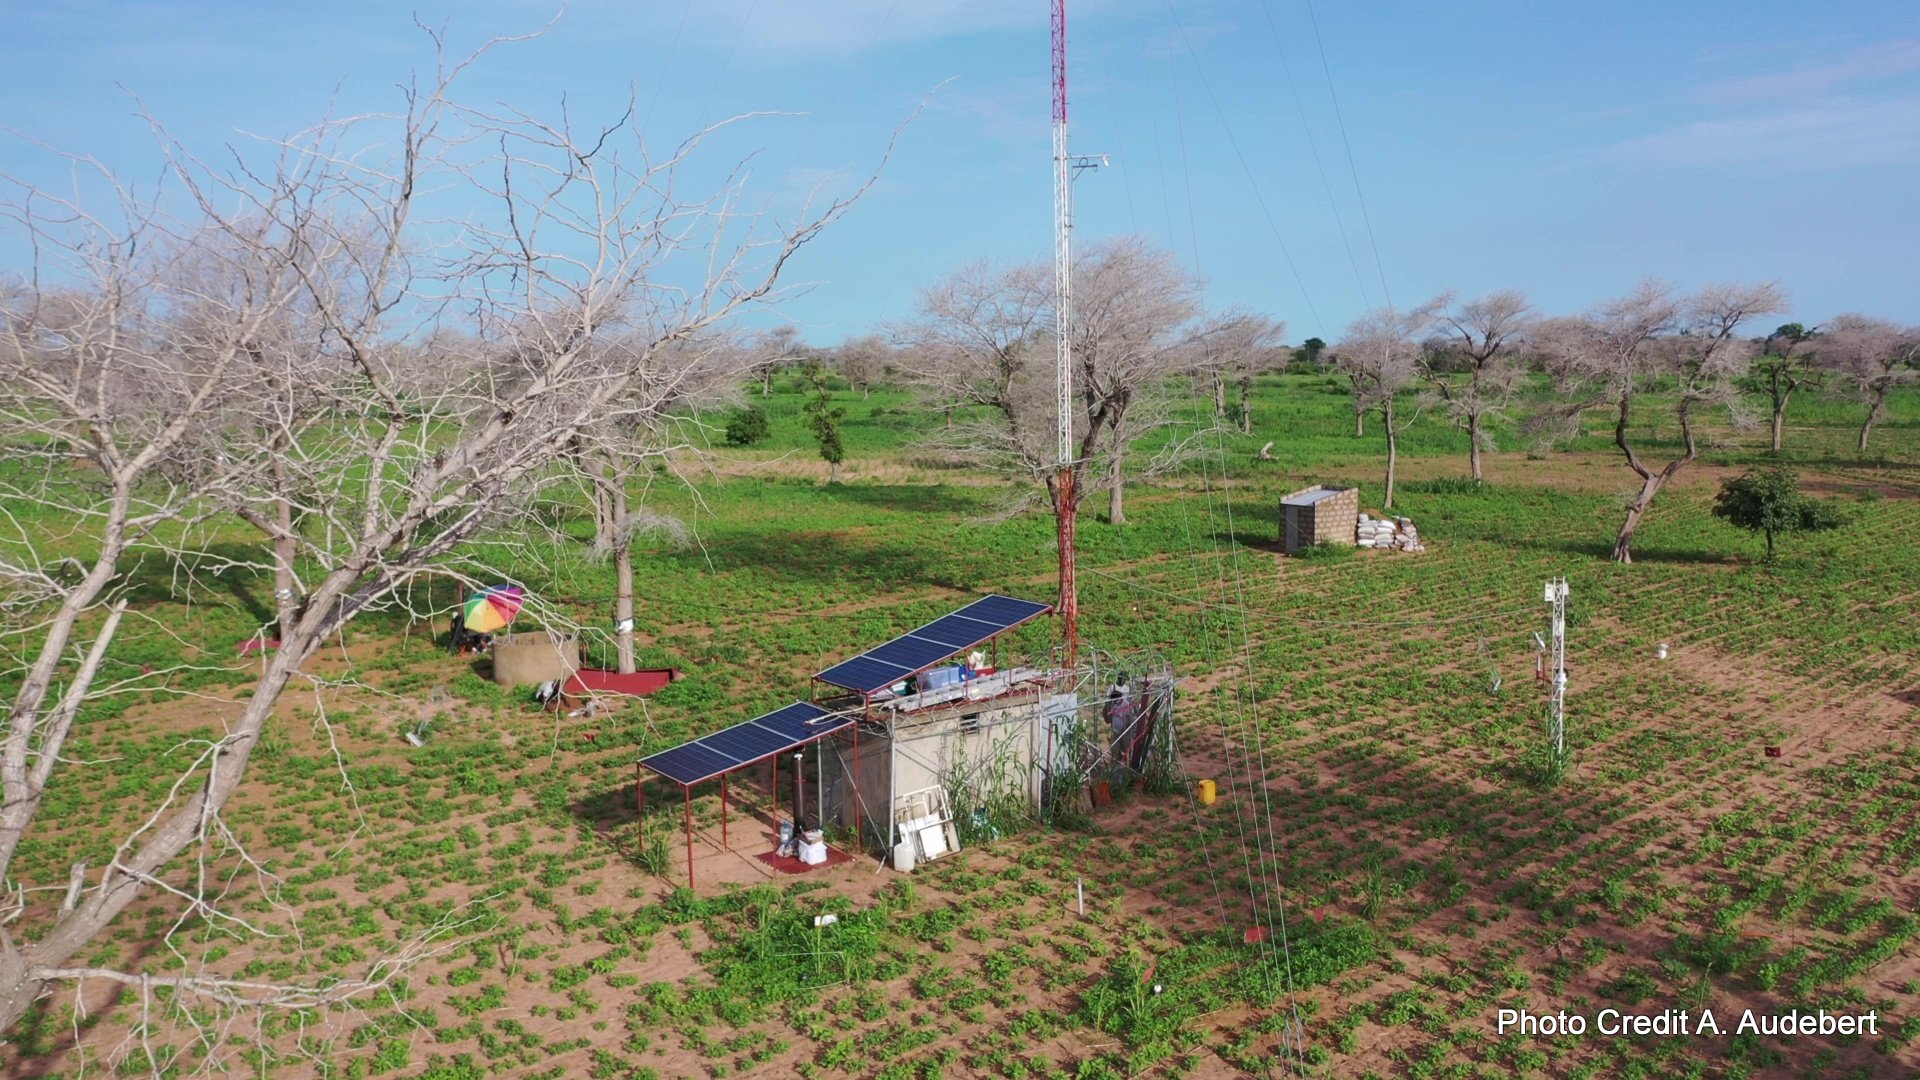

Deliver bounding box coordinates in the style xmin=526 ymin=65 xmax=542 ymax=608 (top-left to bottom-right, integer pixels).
xmin=1280 ymin=485 xmax=1359 ymax=554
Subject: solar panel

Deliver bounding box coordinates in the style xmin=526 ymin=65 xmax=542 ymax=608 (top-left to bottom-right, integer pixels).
xmin=911 ymin=614 xmax=1001 ymax=649
xmin=753 ymin=701 xmax=846 ymax=742
xmin=866 ymin=634 xmax=961 ymax=671
xmin=639 ymin=742 xmax=737 ymax=787
xmin=815 ymin=655 xmax=914 ymax=694
xmin=639 ymin=700 xmax=850 ymax=786
xmin=955 ymin=594 xmax=1052 ymax=627
xmin=813 ymin=594 xmax=1053 ymax=693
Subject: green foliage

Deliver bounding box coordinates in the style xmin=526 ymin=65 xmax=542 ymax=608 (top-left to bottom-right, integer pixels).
xmin=723 ymin=405 xmax=772 ymax=447
xmin=1710 ymin=466 xmax=1845 ymax=559
xmin=1079 ymin=920 xmax=1378 ymax=1047
xmin=801 ymin=362 xmax=847 ymax=476
xmin=1293 ymin=541 xmax=1355 ymax=562
xmin=1396 ymin=477 xmax=1488 ymax=496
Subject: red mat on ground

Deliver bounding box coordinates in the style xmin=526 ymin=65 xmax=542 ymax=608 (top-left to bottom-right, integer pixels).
xmin=755 ymin=846 xmax=853 ymax=874
xmin=564 ymin=668 xmax=677 ymax=696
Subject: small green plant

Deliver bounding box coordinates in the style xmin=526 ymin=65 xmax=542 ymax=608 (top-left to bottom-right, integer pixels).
xmin=801 ymin=362 xmax=847 ymax=483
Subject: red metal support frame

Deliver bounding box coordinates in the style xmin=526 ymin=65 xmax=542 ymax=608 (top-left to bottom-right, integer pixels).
xmin=721 ymin=773 xmax=729 ymax=849
xmin=683 ymin=786 xmax=695 ymax=890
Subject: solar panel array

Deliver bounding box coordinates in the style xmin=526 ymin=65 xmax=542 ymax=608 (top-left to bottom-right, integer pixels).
xmin=814 ymin=594 xmax=1052 ymax=694
xmin=639 ymin=700 xmax=850 ymax=786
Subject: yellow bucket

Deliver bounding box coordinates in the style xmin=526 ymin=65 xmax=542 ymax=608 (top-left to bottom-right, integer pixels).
xmin=1197 ymin=779 xmax=1217 ymax=805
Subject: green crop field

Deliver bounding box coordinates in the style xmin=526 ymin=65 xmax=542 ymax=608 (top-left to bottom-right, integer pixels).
xmin=4 ymin=373 xmax=1919 ymax=1080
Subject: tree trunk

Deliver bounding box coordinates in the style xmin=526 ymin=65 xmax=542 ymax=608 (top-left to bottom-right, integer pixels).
xmin=1382 ymin=400 xmax=1398 ymax=510
xmin=1354 ymin=401 xmax=1365 ymax=438
xmin=1769 ymin=370 xmax=1788 ymax=453
xmin=1859 ymin=394 xmax=1884 ymax=453
xmin=612 ymin=483 xmax=634 ymax=676
xmin=591 ymin=475 xmax=616 ymax=554
xmin=271 ymin=453 xmax=298 ymax=640
xmin=1467 ymin=410 xmax=1483 ymax=482
xmin=1107 ymin=448 xmax=1126 ymax=526
xmin=1211 ymin=371 xmax=1225 ymax=418
xmin=829 ymin=460 xmax=840 ymax=484
xmin=0 ymin=947 xmax=36 ymax=1036
xmin=1612 ymin=473 xmax=1666 ymax=564
xmin=1238 ymin=375 xmax=1253 ymax=434
xmin=1765 ymin=528 xmax=1775 ymax=561
xmin=0 ymin=637 xmax=308 ymax=1035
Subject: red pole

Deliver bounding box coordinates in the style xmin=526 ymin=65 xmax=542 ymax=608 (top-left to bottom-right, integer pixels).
xmin=771 ymin=756 xmax=779 ymax=836
xmin=721 ymin=773 xmax=729 ymax=849
xmin=635 ymin=765 xmax=645 ymax=817
xmin=684 ymin=786 xmax=695 ymax=890
xmin=1058 ymin=467 xmax=1078 ymax=666
xmin=851 ymin=726 xmax=861 ymax=843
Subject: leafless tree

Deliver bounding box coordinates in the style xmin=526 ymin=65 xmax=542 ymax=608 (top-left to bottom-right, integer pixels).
xmin=1183 ymin=311 xmax=1285 ymax=436
xmin=567 ymin=335 xmax=732 ymax=672
xmin=1070 ymin=238 xmax=1206 ymax=524
xmin=1749 ymin=322 xmax=1819 ymax=453
xmin=0 ymin=26 xmax=890 ymax=1049
xmin=1818 ymin=315 xmax=1920 ymax=453
xmin=834 ymin=332 xmax=893 ymax=399
xmin=753 ymin=324 xmax=804 ymax=395
xmin=1539 ymin=280 xmax=1783 ymax=562
xmin=899 ymin=236 xmax=1207 ymax=524
xmin=1424 ymin=290 xmax=1532 ymax=481
xmin=1335 ymin=301 xmax=1440 ymax=509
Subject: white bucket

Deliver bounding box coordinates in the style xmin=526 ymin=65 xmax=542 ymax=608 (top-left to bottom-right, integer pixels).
xmin=892 ymin=840 xmax=917 ymax=873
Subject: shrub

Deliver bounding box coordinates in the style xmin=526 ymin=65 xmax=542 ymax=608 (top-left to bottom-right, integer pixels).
xmin=1294 ymin=542 xmax=1355 ymax=562
xmin=723 ymin=406 xmax=772 ymax=447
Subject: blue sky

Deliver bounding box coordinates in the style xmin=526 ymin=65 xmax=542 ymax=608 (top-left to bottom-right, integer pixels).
xmin=3 ymin=0 xmax=1917 ymax=344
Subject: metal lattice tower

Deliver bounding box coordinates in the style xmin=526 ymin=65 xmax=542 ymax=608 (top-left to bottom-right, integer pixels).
xmin=1052 ymin=0 xmax=1079 ymax=663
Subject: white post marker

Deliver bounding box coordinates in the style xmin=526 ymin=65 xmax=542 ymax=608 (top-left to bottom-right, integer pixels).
xmin=1543 ymin=578 xmax=1570 ymax=764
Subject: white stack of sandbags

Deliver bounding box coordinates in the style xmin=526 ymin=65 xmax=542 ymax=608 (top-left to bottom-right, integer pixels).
xmin=1354 ymin=513 xmax=1426 ymax=553
xmin=1392 ymin=516 xmax=1426 ymax=554
xmin=1356 ymin=513 xmax=1394 ymax=549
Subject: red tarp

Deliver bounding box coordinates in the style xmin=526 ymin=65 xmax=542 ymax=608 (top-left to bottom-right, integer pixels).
xmin=564 ymin=668 xmax=677 ymax=697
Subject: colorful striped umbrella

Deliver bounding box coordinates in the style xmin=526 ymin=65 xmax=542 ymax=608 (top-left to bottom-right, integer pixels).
xmin=462 ymin=585 xmax=525 ymax=633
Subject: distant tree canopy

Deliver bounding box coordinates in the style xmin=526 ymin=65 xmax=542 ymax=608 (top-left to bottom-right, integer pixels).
xmin=1711 ymin=466 xmax=1845 ymax=560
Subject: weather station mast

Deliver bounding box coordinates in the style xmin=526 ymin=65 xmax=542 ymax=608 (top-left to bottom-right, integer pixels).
xmin=1051 ymin=0 xmax=1106 ymax=665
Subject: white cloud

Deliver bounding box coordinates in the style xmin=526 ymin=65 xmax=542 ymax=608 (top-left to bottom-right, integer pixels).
xmin=1701 ymin=39 xmax=1920 ymax=103
xmin=1587 ymin=95 xmax=1920 ymax=171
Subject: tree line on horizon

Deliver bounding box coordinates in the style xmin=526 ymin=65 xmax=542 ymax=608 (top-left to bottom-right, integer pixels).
xmin=740 ymin=242 xmax=1916 ymax=564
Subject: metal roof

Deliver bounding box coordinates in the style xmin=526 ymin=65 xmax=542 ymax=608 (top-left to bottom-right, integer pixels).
xmin=1281 ymin=486 xmax=1351 ymax=507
